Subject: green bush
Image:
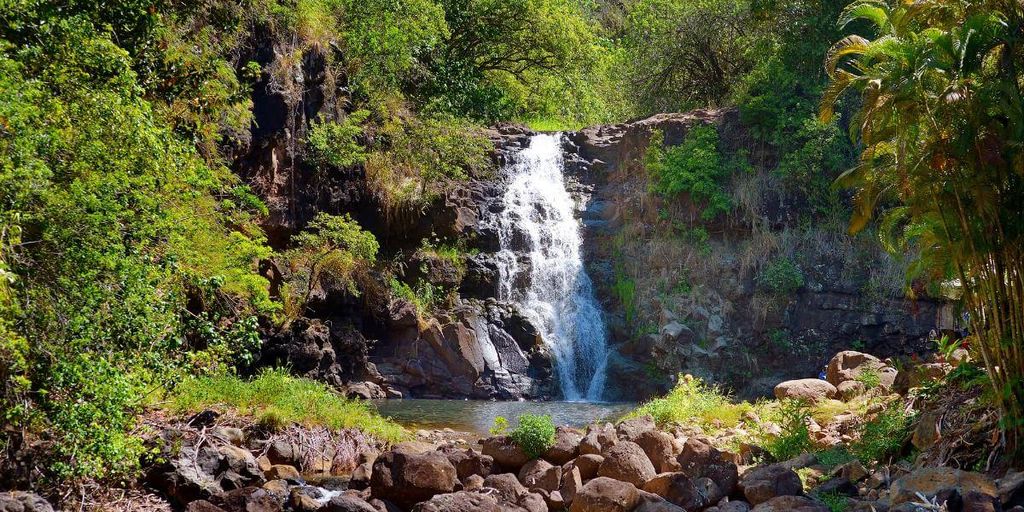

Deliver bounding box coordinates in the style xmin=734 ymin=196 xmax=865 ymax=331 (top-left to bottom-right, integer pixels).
xmin=851 ymin=406 xmax=915 ymax=464
xmin=629 ymin=376 xmax=750 ymax=431
xmin=855 ymin=368 xmax=881 ymax=389
xmin=757 ymin=258 xmax=805 ymax=294
xmin=761 ymin=399 xmax=814 ymax=461
xmin=510 ymin=414 xmax=556 ymax=458
xmin=645 ymin=127 xmax=732 ymax=220
xmin=307 ymin=110 xmax=370 ymax=169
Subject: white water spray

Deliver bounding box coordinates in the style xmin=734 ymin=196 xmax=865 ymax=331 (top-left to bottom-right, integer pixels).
xmin=494 ymin=134 xmax=609 ymax=401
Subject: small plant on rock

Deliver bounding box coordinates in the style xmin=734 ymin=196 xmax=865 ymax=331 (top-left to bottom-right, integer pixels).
xmin=511 ymin=414 xmax=556 ymax=458
xmin=855 ymin=367 xmax=881 ymax=389
xmin=490 ymin=416 xmax=509 ymax=436
xmin=851 ymin=406 xmax=915 ymax=464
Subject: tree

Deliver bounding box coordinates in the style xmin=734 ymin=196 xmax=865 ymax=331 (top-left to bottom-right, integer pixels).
xmin=821 ymin=0 xmax=1024 ymax=457
xmin=622 ymin=0 xmax=753 ymax=112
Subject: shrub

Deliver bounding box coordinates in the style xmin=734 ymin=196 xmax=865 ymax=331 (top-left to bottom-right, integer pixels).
xmin=645 ymin=127 xmax=732 ymax=220
xmin=629 ymin=376 xmax=750 ymax=432
xmin=307 ymin=110 xmax=370 ymax=169
xmin=855 ymin=368 xmax=881 ymax=389
xmin=760 ymin=399 xmax=814 ymax=461
xmin=757 ymin=258 xmax=805 ymax=294
xmin=817 ymin=492 xmax=851 ymax=512
xmin=510 ymin=414 xmax=556 ymax=458
xmin=490 ymin=416 xmax=510 ymax=436
xmin=851 ymin=406 xmax=914 ymax=464
xmin=815 ymin=447 xmax=855 ymax=469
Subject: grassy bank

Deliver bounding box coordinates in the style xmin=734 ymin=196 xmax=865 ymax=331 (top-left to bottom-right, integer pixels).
xmin=166 ymin=369 xmax=406 ymax=444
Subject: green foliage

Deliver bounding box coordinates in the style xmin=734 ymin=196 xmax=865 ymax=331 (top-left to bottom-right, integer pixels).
xmin=0 ymin=16 xmax=272 ymax=484
xmin=282 ymin=213 xmax=378 ymax=319
xmin=757 ymin=258 xmax=805 ymax=294
xmin=308 ymin=110 xmax=370 ymax=169
xmin=646 ymin=127 xmax=732 ymax=220
xmin=815 ymin=446 xmax=855 ymax=469
xmin=817 ymin=492 xmax=851 ymax=512
xmin=622 ymin=0 xmax=753 ymax=111
xmin=821 ymin=0 xmax=1024 ymax=450
xmin=851 ymin=406 xmax=914 ymax=464
xmin=760 ymin=399 xmax=814 ymax=461
xmin=855 ymin=367 xmax=881 ymax=389
xmin=510 ymin=414 xmax=556 ymax=459
xmin=611 ymin=265 xmax=638 ymax=325
xmin=490 ymin=416 xmax=510 ymax=436
xmin=389 ymin=277 xmax=442 ymax=315
xmin=629 ymin=376 xmax=750 ymax=431
xmin=169 ymin=369 xmax=406 ymax=443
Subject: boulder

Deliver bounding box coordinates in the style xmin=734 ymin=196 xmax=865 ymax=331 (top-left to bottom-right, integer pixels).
xmin=636 ymin=431 xmax=680 ymax=473
xmin=411 ymin=491 xmax=501 ymax=512
xmin=695 ymin=477 xmax=724 ymax=505
xmin=889 ymin=468 xmax=997 ymax=507
xmin=571 ymin=454 xmax=604 ymax=480
xmin=516 ymin=492 xmax=550 ymax=512
xmin=826 ymin=351 xmax=896 ymax=389
xmin=580 ymin=432 xmax=603 ymax=456
xmin=642 ymin=473 xmax=706 ymax=510
xmin=324 ymin=495 xmax=379 ymax=512
xmin=676 ymin=438 xmax=739 ymax=496
xmin=266 ymin=464 xmax=301 ymax=481
xmin=560 ymin=466 xmax=584 ymax=505
xmin=208 ymin=487 xmax=282 ymax=512
xmin=569 ymin=477 xmax=641 ymax=512
xmin=617 ymin=416 xmax=657 ymax=442
xmin=482 ymin=436 xmax=531 ymax=471
xmin=773 ymin=379 xmax=837 ymax=403
xmin=350 ymin=462 xmax=373 ymax=490
xmin=740 ymin=464 xmax=803 ymax=506
xmin=149 ymin=443 xmax=265 ymax=506
xmin=0 ymin=492 xmax=55 ymax=512
xmin=544 ymin=428 xmax=583 ymax=465
xmin=484 ymin=473 xmax=528 ymax=503
xmin=545 ymin=490 xmax=566 ymax=511
xmin=370 ymin=449 xmax=459 ymax=509
xmin=999 ymin=470 xmax=1024 ymax=507
xmin=598 ymin=441 xmax=658 ymax=487
xmin=465 ymin=474 xmax=486 ymax=491
xmin=707 ymin=502 xmax=751 ymax=512
xmin=443 ymin=447 xmax=495 ymax=480
xmin=836 ymin=380 xmax=866 ymax=401
xmin=520 ymin=459 xmax=562 ymax=493
xmin=186 ymin=501 xmax=227 ymax=512
xmin=750 ymin=496 xmax=829 ymax=512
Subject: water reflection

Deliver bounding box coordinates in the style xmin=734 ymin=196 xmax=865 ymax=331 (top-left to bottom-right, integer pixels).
xmin=373 ymin=399 xmax=635 ymax=435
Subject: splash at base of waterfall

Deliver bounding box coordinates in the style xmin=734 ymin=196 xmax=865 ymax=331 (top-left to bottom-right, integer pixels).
xmin=493 ymin=133 xmax=609 ymax=401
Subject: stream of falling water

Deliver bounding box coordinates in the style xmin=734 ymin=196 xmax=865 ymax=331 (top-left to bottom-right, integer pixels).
xmin=494 ymin=133 xmax=609 ymax=401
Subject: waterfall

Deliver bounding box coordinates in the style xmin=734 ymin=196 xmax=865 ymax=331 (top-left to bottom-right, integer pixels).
xmin=494 ymin=133 xmax=609 ymax=401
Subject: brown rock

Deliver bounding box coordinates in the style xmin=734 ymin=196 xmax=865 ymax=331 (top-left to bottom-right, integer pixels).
xmin=411 ymin=491 xmax=501 ymax=512
xmin=636 ymin=431 xmax=680 ymax=473
xmin=545 ymin=428 xmax=583 ymax=465
xmin=836 ymin=380 xmax=866 ymax=401
xmin=443 ymin=447 xmax=495 ymax=480
xmin=889 ymin=467 xmax=997 ymax=507
xmin=569 ymin=477 xmax=641 ymax=512
xmin=999 ymin=470 xmax=1024 ymax=506
xmin=677 ymin=438 xmax=739 ymax=496
xmin=911 ymin=411 xmax=941 ymax=451
xmin=571 ymin=454 xmax=604 ymax=480
xmin=739 ymin=464 xmax=803 ymax=505
xmin=599 ymin=441 xmax=658 ymax=488
xmin=266 ymin=464 xmax=301 ymax=481
xmin=750 ymin=495 xmax=828 ymax=512
xmin=516 ymin=491 xmax=550 ymax=512
xmin=186 ymin=501 xmax=227 ymax=512
xmin=482 ymin=436 xmax=531 ymax=472
xmin=580 ymin=432 xmax=603 ymax=456
xmin=617 ymin=416 xmax=657 ymax=442
xmin=642 ymin=473 xmax=705 ymax=510
xmin=465 ymin=474 xmax=486 ymax=491
xmin=560 ymin=466 xmax=584 ymax=505
xmin=826 ymin=351 xmax=896 ymax=389
xmin=209 ymin=487 xmax=282 ymax=512
xmin=350 ymin=462 xmax=373 ymax=490
xmin=484 ymin=473 xmax=528 ymax=503
xmin=520 ymin=459 xmax=562 ymax=493
xmin=370 ymin=449 xmax=459 ymax=509
xmin=545 ymin=490 xmax=566 ymax=511
xmin=774 ymin=379 xmax=837 ymax=403
xmin=323 ymin=494 xmax=378 ymax=512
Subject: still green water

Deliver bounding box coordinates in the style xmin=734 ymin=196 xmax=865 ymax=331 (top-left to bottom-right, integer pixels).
xmin=373 ymin=399 xmax=635 ymax=435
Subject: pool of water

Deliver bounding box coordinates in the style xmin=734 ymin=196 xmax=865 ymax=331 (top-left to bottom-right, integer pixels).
xmin=373 ymin=399 xmax=636 ymax=435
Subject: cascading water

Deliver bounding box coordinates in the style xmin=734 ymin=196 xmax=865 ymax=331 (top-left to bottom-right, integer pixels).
xmin=494 ymin=133 xmax=609 ymax=401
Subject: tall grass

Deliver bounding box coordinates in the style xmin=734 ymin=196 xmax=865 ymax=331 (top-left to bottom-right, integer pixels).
xmin=627 ymin=376 xmax=752 ymax=430
xmin=167 ymin=369 xmax=406 ymax=443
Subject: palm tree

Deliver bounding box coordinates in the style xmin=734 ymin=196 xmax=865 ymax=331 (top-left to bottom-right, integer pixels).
xmin=821 ymin=0 xmax=1024 ymax=459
